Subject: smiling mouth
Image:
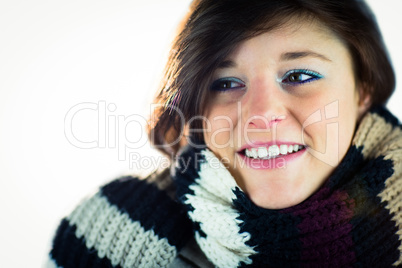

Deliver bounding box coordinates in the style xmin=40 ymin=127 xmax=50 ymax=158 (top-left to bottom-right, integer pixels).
xmin=242 ymin=144 xmax=305 ymax=160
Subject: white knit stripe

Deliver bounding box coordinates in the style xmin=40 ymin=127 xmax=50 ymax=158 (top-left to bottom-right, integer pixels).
xmin=353 ymin=113 xmax=394 ymax=158
xmin=68 ymin=194 xmax=104 ymax=240
xmin=357 ymin=113 xmax=402 ymax=266
xmin=354 ymin=113 xmax=402 ymax=160
xmin=67 ymin=192 xmax=177 ymax=268
xmin=195 ymin=232 xmax=251 ymax=268
xmin=185 ymin=149 xmax=256 ymax=267
xmin=198 ymin=150 xmax=239 ymax=202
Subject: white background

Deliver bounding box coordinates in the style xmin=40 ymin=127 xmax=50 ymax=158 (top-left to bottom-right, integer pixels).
xmin=0 ymin=1 xmax=401 ymax=267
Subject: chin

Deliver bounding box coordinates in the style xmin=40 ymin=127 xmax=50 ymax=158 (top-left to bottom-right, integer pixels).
xmin=237 ymin=168 xmax=324 ymax=210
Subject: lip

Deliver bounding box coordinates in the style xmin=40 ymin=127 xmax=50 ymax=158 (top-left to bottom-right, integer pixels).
xmin=237 ymin=145 xmax=306 ymax=170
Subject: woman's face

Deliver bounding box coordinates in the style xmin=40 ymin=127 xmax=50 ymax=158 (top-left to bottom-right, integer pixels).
xmin=203 ymin=20 xmax=366 ymax=209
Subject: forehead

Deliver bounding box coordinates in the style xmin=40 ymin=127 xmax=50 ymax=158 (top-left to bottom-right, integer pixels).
xmin=226 ymin=19 xmax=348 ymax=65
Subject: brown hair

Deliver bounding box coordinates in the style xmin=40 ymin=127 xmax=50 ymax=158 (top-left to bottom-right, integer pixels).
xmin=148 ymin=0 xmax=395 ymax=156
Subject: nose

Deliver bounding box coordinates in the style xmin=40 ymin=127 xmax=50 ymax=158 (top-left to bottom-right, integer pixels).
xmin=242 ymin=77 xmax=287 ymax=130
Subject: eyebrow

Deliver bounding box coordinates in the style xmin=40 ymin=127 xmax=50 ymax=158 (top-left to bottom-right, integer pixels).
xmin=280 ymin=51 xmax=331 ymax=62
xmin=217 ymin=60 xmax=237 ymax=69
xmin=216 ymin=50 xmax=331 ymax=69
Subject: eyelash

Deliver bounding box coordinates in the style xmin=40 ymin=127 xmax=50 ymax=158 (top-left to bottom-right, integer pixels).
xmin=210 ymin=77 xmax=246 ymax=92
xmin=210 ymin=69 xmax=323 ymax=92
xmin=280 ymin=69 xmax=323 ymax=86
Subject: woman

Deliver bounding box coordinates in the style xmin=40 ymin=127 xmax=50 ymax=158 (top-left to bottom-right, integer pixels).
xmin=49 ymin=0 xmax=402 ymax=267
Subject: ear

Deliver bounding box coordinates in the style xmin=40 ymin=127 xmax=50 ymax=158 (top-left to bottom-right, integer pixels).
xmin=180 ymin=124 xmax=190 ymax=148
xmin=356 ymin=83 xmax=371 ymax=119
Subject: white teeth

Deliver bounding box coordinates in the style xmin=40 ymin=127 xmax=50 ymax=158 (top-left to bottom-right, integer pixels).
xmin=269 ymin=145 xmax=279 ymax=157
xmin=288 ymin=145 xmax=293 ymax=153
xmin=244 ymin=144 xmax=304 ymax=159
xmin=268 ymin=147 xmax=273 ymax=157
xmin=245 ymin=149 xmax=250 ymax=157
xmin=280 ymin=145 xmax=288 ymax=155
xmin=257 ymin=147 xmax=268 ymax=158
xmin=251 ymin=148 xmax=258 ymax=158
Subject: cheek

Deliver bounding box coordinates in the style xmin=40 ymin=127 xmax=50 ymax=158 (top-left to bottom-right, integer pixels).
xmin=204 ymin=105 xmax=239 ymax=150
xmin=335 ymin=83 xmax=360 ymax=149
xmin=299 ymin=89 xmax=359 ymax=167
xmin=337 ymin=98 xmax=359 ymax=154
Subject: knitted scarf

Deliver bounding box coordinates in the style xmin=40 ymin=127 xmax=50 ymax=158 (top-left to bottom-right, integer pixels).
xmin=173 ymin=106 xmax=402 ymax=267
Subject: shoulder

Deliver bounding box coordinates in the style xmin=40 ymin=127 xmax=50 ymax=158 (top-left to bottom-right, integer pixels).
xmin=49 ymin=169 xmax=194 ymax=268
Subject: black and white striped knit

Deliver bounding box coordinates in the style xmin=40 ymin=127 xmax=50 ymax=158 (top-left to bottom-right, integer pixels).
xmin=49 ymin=106 xmax=402 ymax=267
xmin=47 ymin=170 xmax=204 ymax=267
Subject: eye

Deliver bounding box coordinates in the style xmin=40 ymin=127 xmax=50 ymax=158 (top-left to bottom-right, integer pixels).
xmin=210 ymin=77 xmax=246 ymax=92
xmin=281 ymin=69 xmax=323 ymax=85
